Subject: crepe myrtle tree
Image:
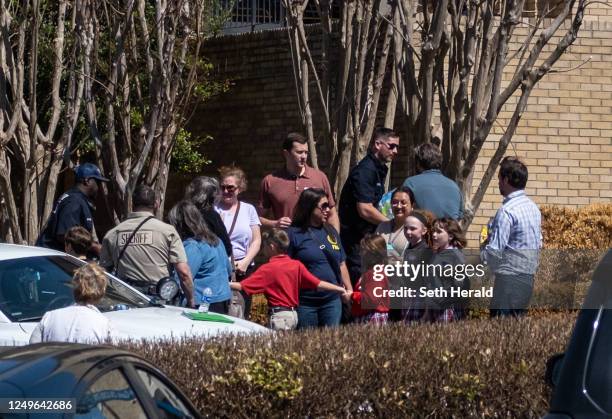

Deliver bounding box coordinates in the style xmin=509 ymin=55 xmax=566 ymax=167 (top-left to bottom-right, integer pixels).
xmin=283 ymin=0 xmax=590 ymax=227
xmin=0 ymin=0 xmax=228 ymax=243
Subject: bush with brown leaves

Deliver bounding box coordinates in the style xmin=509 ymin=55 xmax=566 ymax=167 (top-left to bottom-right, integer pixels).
xmin=121 ymin=312 xmax=576 ymax=418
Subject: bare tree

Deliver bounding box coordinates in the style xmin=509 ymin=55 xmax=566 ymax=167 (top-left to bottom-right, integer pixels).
xmin=285 ymin=0 xmax=589 ymax=228
xmin=0 ymin=0 xmax=224 ymax=243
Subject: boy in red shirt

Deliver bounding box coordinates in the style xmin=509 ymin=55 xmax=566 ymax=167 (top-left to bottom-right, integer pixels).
xmin=231 ymin=228 xmax=350 ymax=330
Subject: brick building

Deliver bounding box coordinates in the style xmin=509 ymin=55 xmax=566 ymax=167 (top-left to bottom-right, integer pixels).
xmin=188 ymin=3 xmax=611 ymax=244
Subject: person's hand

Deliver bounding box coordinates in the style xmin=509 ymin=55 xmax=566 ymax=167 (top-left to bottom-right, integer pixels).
xmin=275 ymin=217 xmax=292 ymax=228
xmin=341 ymin=290 xmax=353 ymax=304
xmin=235 ymin=259 xmax=250 ymax=275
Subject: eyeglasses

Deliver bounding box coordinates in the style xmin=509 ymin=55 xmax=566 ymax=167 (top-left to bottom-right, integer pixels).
xmin=221 ymin=185 xmax=237 ymax=192
xmin=317 ymin=203 xmax=331 ymax=212
xmin=380 ymin=141 xmax=399 ymax=151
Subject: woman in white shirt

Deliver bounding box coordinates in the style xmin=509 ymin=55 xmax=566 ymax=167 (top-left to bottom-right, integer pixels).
xmin=30 ymin=263 xmax=112 ymax=344
xmin=215 ymin=165 xmax=261 ymax=319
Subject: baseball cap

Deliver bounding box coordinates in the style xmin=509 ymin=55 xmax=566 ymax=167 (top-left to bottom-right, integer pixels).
xmin=75 ymin=163 xmax=110 ymax=182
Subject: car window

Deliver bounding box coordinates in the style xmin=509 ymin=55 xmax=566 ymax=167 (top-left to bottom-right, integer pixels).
xmin=584 ymin=309 xmax=612 ymax=413
xmin=0 ymin=256 xmax=150 ymax=322
xmin=136 ymin=368 xmax=195 ymax=419
xmin=75 ymin=368 xmax=147 ymax=419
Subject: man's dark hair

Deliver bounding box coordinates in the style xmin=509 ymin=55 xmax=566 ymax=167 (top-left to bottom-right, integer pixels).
xmin=414 ymin=142 xmax=442 ymax=171
xmin=499 ymin=156 xmax=528 ymax=189
xmin=282 ymin=132 xmax=308 ymax=151
xmin=133 ymin=184 xmax=156 ymax=209
xmin=372 ymin=127 xmax=399 ymax=144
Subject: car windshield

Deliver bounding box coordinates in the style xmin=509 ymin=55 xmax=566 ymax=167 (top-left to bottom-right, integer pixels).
xmin=0 ymin=256 xmax=150 ymax=322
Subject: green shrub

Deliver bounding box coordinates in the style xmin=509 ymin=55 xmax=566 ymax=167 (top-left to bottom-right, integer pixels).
xmin=121 ymin=312 xmax=575 ymax=417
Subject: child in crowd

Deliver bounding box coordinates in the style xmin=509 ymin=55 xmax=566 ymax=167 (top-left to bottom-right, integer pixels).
xmin=423 ymin=218 xmax=469 ymax=322
xmin=351 ymin=235 xmax=390 ymax=325
xmin=64 ymin=226 xmax=93 ymax=261
xmin=30 ymin=263 xmax=112 ymax=344
xmin=402 ymin=210 xmax=434 ymax=323
xmin=230 ymin=229 xmax=350 ymax=330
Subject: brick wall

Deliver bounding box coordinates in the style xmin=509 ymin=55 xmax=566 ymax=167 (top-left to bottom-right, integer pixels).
xmin=189 ymin=7 xmax=611 ymax=245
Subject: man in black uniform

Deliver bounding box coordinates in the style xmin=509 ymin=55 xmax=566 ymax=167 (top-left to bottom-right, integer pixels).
xmin=338 ymin=127 xmax=400 ymax=285
xmin=37 ymin=163 xmax=108 ymax=255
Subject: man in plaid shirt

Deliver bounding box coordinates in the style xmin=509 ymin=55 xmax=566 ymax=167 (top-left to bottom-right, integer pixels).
xmin=481 ymin=157 xmax=542 ymax=317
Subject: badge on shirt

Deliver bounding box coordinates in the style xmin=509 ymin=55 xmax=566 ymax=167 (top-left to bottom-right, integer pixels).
xmin=119 ymin=231 xmax=153 ymax=246
xmin=327 ymin=234 xmax=340 ymax=251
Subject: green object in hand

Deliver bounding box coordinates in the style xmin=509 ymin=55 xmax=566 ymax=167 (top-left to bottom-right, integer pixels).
xmin=183 ymin=311 xmax=235 ymax=324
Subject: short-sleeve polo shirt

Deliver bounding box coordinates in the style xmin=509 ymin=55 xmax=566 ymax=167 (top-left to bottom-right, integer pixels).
xmin=258 ymin=165 xmax=336 ymax=219
xmin=338 ymin=153 xmax=388 ymax=244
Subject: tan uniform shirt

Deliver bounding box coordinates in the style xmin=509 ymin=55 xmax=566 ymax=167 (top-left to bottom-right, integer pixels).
xmin=100 ymin=211 xmax=187 ymax=284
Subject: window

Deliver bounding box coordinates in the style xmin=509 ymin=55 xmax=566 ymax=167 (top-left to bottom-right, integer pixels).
xmin=137 ymin=368 xmax=194 ymax=419
xmin=76 ymin=369 xmax=147 ymax=419
xmin=0 ymin=256 xmax=150 ymax=322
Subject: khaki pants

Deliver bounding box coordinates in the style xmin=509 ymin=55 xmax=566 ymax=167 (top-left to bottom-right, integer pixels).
xmin=269 ymin=311 xmax=298 ymax=330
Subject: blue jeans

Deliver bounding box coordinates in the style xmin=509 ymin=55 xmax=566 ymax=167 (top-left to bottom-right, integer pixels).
xmin=297 ymin=297 xmax=342 ymax=329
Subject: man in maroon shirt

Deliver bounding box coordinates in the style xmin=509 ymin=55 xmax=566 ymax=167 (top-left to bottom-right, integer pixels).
xmin=231 ymin=229 xmax=349 ymax=330
xmin=258 ymin=133 xmax=340 ymax=231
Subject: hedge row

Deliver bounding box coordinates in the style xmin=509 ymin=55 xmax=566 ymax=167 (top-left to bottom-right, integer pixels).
xmin=122 ymin=312 xmax=576 ymax=418
xmin=541 ymin=203 xmax=612 ymax=249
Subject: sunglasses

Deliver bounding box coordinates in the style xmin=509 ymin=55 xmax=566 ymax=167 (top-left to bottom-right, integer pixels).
xmin=380 ymin=141 xmax=399 ymax=151
xmin=317 ymin=203 xmax=331 ymax=212
xmin=221 ymin=184 xmax=237 ymax=192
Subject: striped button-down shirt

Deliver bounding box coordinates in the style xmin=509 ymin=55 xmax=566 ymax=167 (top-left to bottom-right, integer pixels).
xmin=481 ymin=190 xmax=542 ymax=276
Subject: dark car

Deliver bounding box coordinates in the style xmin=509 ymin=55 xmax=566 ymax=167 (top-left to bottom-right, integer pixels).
xmin=545 ymin=249 xmax=612 ymax=418
xmin=0 ymin=343 xmax=201 ymax=418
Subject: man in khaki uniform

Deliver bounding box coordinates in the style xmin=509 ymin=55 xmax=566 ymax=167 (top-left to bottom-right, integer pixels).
xmin=100 ymin=184 xmax=194 ymax=307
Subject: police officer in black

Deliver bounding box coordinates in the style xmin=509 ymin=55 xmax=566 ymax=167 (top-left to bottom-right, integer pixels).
xmin=37 ymin=163 xmax=108 ymax=255
xmin=338 ymin=127 xmax=400 ymax=285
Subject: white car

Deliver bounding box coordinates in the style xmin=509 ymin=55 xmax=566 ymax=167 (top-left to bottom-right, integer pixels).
xmin=0 ymin=244 xmax=269 ymax=346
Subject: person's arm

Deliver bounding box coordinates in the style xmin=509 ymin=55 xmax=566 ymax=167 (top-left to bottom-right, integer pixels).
xmin=317 ymin=280 xmax=350 ymax=295
xmin=356 ymin=202 xmax=388 ymax=225
xmin=174 ymin=261 xmax=194 ymax=307
xmin=327 ymin=207 xmax=340 ymax=232
xmin=230 ymin=282 xmax=242 ymax=291
xmin=99 ymin=234 xmax=114 ymax=271
xmin=339 ymin=261 xmax=354 ymax=303
xmin=29 ymin=320 xmax=44 ymax=344
xmin=236 ymin=225 xmax=261 ymax=274
xmin=481 ymin=209 xmax=511 ymax=269
xmin=258 ymin=207 xmax=292 ymax=229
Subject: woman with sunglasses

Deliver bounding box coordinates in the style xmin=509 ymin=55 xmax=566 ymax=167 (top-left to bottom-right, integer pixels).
xmin=215 ymin=166 xmax=261 ymax=318
xmin=288 ymin=188 xmax=353 ymax=328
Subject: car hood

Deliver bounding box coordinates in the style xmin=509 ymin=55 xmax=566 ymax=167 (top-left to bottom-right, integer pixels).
xmin=7 ymin=306 xmax=269 ymax=346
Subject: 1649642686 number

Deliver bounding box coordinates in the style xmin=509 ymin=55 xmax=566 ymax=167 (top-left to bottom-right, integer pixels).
xmin=0 ymin=398 xmax=76 ymax=413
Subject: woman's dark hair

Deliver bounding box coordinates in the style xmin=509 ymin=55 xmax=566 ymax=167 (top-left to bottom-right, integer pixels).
xmin=392 ymin=186 xmax=415 ymax=207
xmin=185 ymin=176 xmax=220 ymax=211
xmin=432 ymin=218 xmax=467 ymax=249
xmin=291 ymin=188 xmax=327 ymax=230
xmin=167 ymin=200 xmax=219 ymax=245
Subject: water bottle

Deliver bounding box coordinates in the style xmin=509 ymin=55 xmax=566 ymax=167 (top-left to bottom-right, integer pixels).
xmin=199 ymin=287 xmax=213 ymax=313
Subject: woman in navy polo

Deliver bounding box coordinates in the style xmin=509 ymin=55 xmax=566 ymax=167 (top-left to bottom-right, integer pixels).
xmin=288 ymin=189 xmax=353 ymax=328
